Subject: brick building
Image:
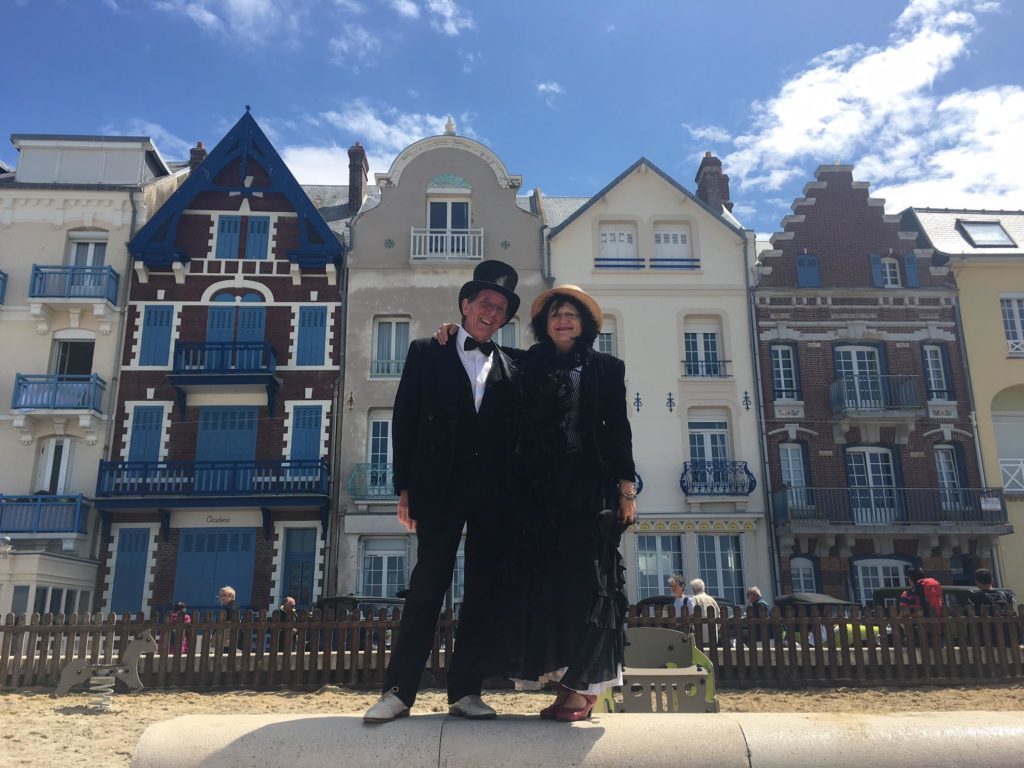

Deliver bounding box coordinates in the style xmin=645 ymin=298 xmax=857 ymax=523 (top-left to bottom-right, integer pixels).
xmin=94 ymin=110 xmax=344 ymax=614
xmin=754 ymin=165 xmax=1008 ymax=603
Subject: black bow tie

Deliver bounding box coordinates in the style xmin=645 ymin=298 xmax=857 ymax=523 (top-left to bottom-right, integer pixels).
xmin=463 ymin=337 xmax=495 ymax=356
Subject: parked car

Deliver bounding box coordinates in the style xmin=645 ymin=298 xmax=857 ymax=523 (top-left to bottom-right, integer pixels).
xmin=634 ymin=594 xmax=740 ymax=616
xmin=774 ymin=592 xmax=878 ymax=647
xmin=314 ymin=594 xmax=406 ymax=650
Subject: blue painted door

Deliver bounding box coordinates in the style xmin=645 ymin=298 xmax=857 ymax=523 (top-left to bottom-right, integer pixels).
xmin=236 ymin=305 xmax=266 ymax=369
xmin=195 ymin=407 xmax=258 ymax=493
xmin=128 ymin=406 xmax=163 ymax=462
xmin=281 ymin=528 xmax=317 ymax=607
xmin=173 ymin=527 xmax=256 ymax=609
xmin=110 ymin=528 xmax=151 ymax=614
xmin=206 ymin=304 xmax=234 ymax=370
xmin=289 ymin=406 xmax=322 ymax=489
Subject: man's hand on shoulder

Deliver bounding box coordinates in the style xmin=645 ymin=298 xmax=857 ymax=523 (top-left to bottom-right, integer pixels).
xmin=396 ymin=490 xmax=416 ymax=532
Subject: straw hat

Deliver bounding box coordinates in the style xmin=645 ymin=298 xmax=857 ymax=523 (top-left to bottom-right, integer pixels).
xmin=530 ymin=285 xmax=603 ymax=331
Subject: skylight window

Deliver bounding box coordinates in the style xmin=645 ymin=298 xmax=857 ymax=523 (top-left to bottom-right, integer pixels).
xmin=957 ymin=220 xmax=1016 ymax=248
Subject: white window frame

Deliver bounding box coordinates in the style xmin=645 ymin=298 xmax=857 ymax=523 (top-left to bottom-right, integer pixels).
xmin=881 ymin=257 xmax=901 ymax=288
xmin=67 ymin=237 xmax=108 ymax=268
xmin=495 ymin=320 xmax=518 ymax=350
xmin=696 ymin=534 xmax=745 ymax=605
xmin=1000 ymin=296 xmax=1024 ymax=355
xmin=652 ymin=224 xmax=695 ymax=268
xmin=923 ymin=345 xmax=951 ymax=401
xmin=371 ymin=318 xmax=410 ymax=378
xmin=846 ymin=446 xmax=898 ymax=524
xmin=34 ymin=437 xmax=74 ymax=495
xmin=597 ymin=223 xmax=638 ymax=266
xmin=368 ymin=413 xmax=393 ymax=466
xmin=683 ymin=324 xmax=723 ymax=377
xmin=934 ymin=445 xmax=962 ymax=511
xmin=595 ymin=316 xmax=618 ymax=357
xmin=635 ymin=534 xmax=683 ymax=602
xmin=358 ymin=538 xmax=409 ymax=598
xmin=770 ymin=345 xmax=799 ymax=400
xmin=790 ymin=557 xmax=817 ymax=593
xmin=854 ymin=558 xmax=909 ymax=604
xmin=779 ymin=443 xmax=809 ymax=508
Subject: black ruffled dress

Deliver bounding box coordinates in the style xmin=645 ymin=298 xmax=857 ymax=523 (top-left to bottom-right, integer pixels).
xmin=489 ymin=341 xmax=631 ymax=692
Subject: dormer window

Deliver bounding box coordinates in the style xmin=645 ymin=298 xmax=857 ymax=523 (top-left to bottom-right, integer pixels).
xmin=957 ymin=220 xmax=1016 ymax=248
xmin=881 ymin=257 xmax=901 ymax=288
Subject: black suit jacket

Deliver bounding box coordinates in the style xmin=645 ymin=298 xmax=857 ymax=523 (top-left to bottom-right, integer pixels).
xmin=392 ymin=337 xmax=516 ymax=523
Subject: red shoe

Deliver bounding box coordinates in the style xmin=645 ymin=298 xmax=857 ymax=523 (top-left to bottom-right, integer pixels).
xmin=554 ymin=693 xmax=597 ymax=722
xmin=539 ymin=686 xmax=570 ymax=719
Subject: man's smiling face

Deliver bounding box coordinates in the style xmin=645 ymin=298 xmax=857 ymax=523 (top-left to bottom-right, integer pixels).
xmin=461 ymin=288 xmax=508 ymax=342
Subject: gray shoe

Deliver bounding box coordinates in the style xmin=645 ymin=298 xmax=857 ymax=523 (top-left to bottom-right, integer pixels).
xmin=364 ymin=688 xmax=410 ymax=724
xmin=448 ymin=694 xmax=497 ymax=719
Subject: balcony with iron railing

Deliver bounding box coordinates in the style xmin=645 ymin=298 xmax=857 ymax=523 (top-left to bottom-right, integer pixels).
xmin=1009 ymin=339 xmax=1024 ymax=356
xmin=169 ymin=341 xmax=280 ymax=414
xmin=11 ymin=373 xmax=106 ymax=412
xmin=773 ymin=486 xmax=1008 ymax=527
xmin=370 ymin=360 xmax=405 ymax=378
xmin=679 ymin=461 xmax=757 ymax=497
xmin=0 ymin=494 xmax=88 ymax=534
xmin=1001 ymin=459 xmax=1024 ymax=494
xmin=347 ymin=463 xmax=398 ymax=501
xmin=29 ymin=265 xmax=120 ymax=305
xmin=682 ymin=359 xmax=731 ymax=378
xmin=410 ymin=228 xmax=484 ymax=261
xmin=828 ymin=374 xmax=924 ymax=415
xmin=96 ymin=459 xmax=329 ymax=500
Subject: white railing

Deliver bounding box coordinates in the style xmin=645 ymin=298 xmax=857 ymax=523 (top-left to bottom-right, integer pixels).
xmin=1001 ymin=458 xmax=1024 ymax=493
xmin=1008 ymin=339 xmax=1024 ymax=355
xmin=410 ymin=228 xmax=484 ymax=261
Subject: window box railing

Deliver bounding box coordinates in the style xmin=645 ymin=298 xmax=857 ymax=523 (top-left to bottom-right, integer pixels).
xmin=1001 ymin=459 xmax=1024 ymax=494
xmin=649 ymin=256 xmax=700 ymax=270
xmin=0 ymin=494 xmax=87 ymax=534
xmin=96 ymin=459 xmax=329 ymax=497
xmin=410 ymin=228 xmax=483 ymax=260
xmin=370 ymin=360 xmax=405 ymax=378
xmin=173 ymin=341 xmax=277 ymax=374
xmin=1008 ymin=339 xmax=1024 ymax=356
xmin=347 ymin=463 xmax=398 ymax=500
xmin=12 ymin=374 xmax=106 ymax=412
xmin=594 ymin=255 xmax=645 ymax=269
xmin=828 ymin=374 xmax=923 ymax=414
xmin=682 ymin=359 xmax=731 ymax=378
xmin=0 ymin=270 xmax=7 ymax=304
xmin=29 ymin=265 xmax=120 ymax=304
xmin=773 ymin=487 xmax=1008 ymax=525
xmin=680 ymin=461 xmax=756 ymax=496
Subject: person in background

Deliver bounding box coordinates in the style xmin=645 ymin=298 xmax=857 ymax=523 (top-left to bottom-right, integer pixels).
xmin=279 ymin=596 xmax=299 ymax=651
xmin=218 ymin=586 xmax=242 ymax=652
xmin=669 ymin=576 xmax=695 ymax=617
xmin=746 ymin=586 xmax=773 ymax=645
xmin=690 ymin=579 xmax=721 ymax=647
xmin=168 ymin=601 xmax=190 ymax=655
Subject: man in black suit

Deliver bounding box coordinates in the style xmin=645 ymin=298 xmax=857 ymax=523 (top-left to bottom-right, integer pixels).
xmin=364 ymin=260 xmax=520 ymax=724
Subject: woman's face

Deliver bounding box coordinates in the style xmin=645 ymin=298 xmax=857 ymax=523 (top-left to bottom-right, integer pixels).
xmin=546 ymin=301 xmax=582 ymax=352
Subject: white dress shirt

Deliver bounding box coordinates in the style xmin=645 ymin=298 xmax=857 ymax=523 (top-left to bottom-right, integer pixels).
xmin=455 ymin=326 xmax=493 ymax=412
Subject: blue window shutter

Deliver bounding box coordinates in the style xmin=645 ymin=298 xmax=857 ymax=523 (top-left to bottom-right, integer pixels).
xmin=216 ymin=216 xmax=241 ymax=259
xmin=796 ymin=254 xmax=820 ymax=288
xmin=246 ymin=217 xmax=270 ymax=260
xmin=128 ymin=406 xmax=164 ymax=462
xmin=110 ymin=528 xmax=150 ymax=614
xmin=290 ymin=406 xmax=323 ymax=461
xmin=870 ymin=253 xmax=884 ymax=287
xmin=140 ymin=305 xmax=173 ymax=365
xmin=206 ymin=306 xmax=234 ymax=343
xmin=297 ymin=307 xmax=327 ymax=365
xmin=196 ymin=407 xmax=258 ymax=462
xmin=902 ymin=253 xmax=920 ymax=288
xmin=237 ymin=306 xmax=266 ymax=342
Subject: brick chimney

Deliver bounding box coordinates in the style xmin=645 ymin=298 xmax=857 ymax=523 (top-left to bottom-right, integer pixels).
xmin=188 ymin=141 xmax=207 ymax=170
xmin=695 ymin=151 xmax=734 ymax=213
xmin=348 ymin=142 xmax=369 ymax=214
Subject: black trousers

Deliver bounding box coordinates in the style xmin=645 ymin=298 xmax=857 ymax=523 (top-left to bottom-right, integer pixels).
xmin=384 ymin=502 xmax=500 ymax=707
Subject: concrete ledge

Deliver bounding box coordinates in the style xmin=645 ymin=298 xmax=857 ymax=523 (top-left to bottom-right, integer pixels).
xmin=131 ymin=712 xmax=1024 ymax=768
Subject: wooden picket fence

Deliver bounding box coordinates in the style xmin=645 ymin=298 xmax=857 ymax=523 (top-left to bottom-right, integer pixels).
xmin=2 ymin=604 xmax=1023 ymax=692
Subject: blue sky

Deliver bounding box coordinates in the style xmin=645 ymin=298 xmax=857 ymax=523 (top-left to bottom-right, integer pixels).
xmin=3 ymin=0 xmax=1022 ymax=233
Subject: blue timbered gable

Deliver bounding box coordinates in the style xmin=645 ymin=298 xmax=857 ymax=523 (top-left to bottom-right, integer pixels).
xmin=129 ymin=108 xmax=342 ymax=269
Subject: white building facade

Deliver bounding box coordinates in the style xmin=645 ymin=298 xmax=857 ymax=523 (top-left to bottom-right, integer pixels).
xmin=541 ymin=155 xmax=773 ymax=607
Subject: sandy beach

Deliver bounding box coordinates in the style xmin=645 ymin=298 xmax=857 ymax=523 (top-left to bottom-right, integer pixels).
xmin=4 ymin=684 xmax=1024 ymax=767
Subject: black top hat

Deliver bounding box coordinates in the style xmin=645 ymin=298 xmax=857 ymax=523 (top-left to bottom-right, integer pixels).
xmin=458 ymin=260 xmax=520 ymax=324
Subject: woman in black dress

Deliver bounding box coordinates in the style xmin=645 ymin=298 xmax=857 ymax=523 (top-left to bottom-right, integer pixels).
xmin=500 ymin=285 xmax=637 ymax=721
xmin=437 ymin=284 xmax=636 ymax=721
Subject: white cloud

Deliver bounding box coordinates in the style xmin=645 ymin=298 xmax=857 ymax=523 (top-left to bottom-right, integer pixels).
xmin=329 ymin=24 xmax=382 ymax=66
xmin=101 ymin=119 xmax=193 ymax=161
xmin=391 ymin=0 xmax=420 ymax=18
xmin=154 ymin=0 xmax=304 ymax=44
xmin=723 ymin=0 xmax=1019 ymax=211
xmin=426 ymin=0 xmax=473 ymax=35
xmin=682 ymin=123 xmax=733 ymax=144
xmin=334 ymin=0 xmax=364 ymax=11
xmin=292 ymin=101 xmax=477 ymax=180
xmin=459 ymin=50 xmax=482 ymax=73
xmin=537 ymin=81 xmax=564 ymax=108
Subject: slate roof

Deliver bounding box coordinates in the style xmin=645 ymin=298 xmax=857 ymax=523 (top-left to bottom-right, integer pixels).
xmin=903 ymin=207 xmax=1024 ymax=256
